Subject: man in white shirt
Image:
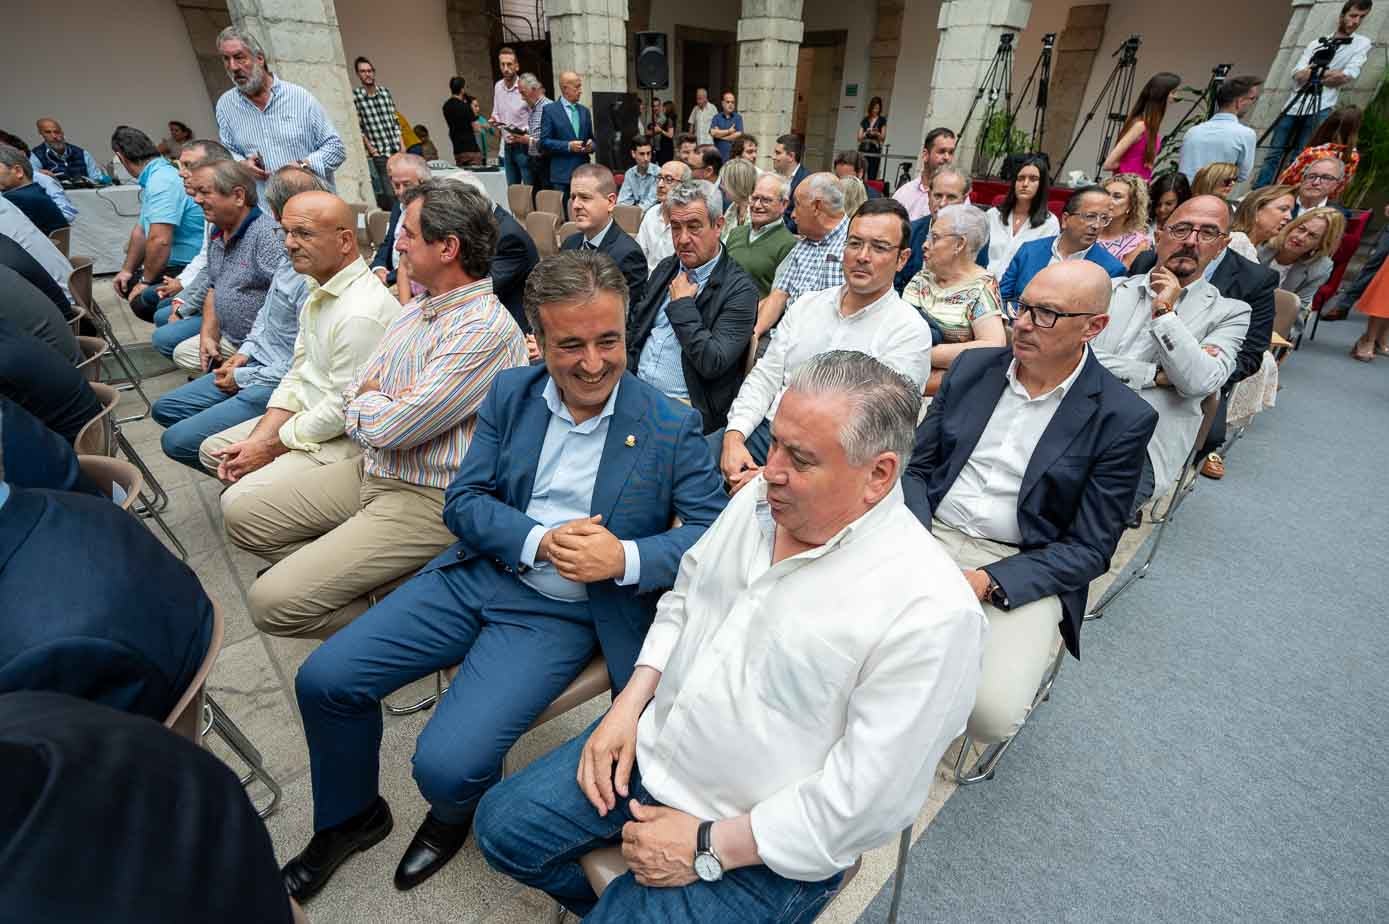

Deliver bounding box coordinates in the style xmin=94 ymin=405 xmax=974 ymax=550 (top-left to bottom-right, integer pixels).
xmin=903 ymin=261 xmax=1157 ymax=746
xmin=1177 ymin=75 xmax=1262 ymax=183
xmin=636 ymin=159 xmax=692 ymax=273
xmin=474 ymin=349 xmax=985 ymax=922
xmin=686 ymin=88 xmax=716 ymax=146
xmin=1254 ymin=0 xmax=1373 ymax=186
xmin=1092 ymin=196 xmax=1251 ymax=508
xmin=891 ymin=127 xmax=957 ymax=222
xmin=714 ymin=197 xmax=932 ymax=489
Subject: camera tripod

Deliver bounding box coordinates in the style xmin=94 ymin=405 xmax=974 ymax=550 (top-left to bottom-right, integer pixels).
xmin=958 ymin=33 xmax=1017 ymax=177
xmin=1053 ymin=34 xmax=1141 ymax=182
xmin=982 ymin=32 xmax=1056 ymax=178
xmin=1151 ymin=64 xmax=1231 ymax=175
xmin=1258 ymin=45 xmax=1336 ymax=181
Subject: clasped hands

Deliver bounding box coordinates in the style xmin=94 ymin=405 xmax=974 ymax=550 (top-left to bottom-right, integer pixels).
xmin=537 ymin=514 xmax=625 ymax=583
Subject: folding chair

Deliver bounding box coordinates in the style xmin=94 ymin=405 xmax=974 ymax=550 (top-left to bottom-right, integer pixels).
xmin=77 ymin=454 xmax=144 ymax=512
xmin=613 ymin=205 xmax=643 ymax=235
xmin=507 ymin=183 xmax=533 ymax=220
xmin=75 ymin=335 xmax=108 ymax=382
xmin=1271 ymin=288 xmax=1300 ymax=364
xmin=535 ymin=189 xmax=564 ymax=219
xmin=527 ymin=211 xmax=561 ymax=257
xmin=557 ymin=221 xmax=581 ymax=244
xmin=75 ymin=381 xmax=119 ymax=455
xmin=48 ymin=226 xmax=70 ymax=257
xmin=68 ymin=257 xmax=153 ymax=421
xmin=66 ymin=304 xmax=87 ymax=336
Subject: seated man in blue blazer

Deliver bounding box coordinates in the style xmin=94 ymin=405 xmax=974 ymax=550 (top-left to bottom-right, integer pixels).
xmin=370 ymin=153 xmax=431 ymax=288
xmin=282 ymin=250 xmax=728 ymax=903
xmin=559 ymin=163 xmax=648 ymax=313
xmin=539 ymin=71 xmax=595 ymax=213
xmin=903 ymin=261 xmax=1157 ymax=746
xmin=998 ymin=186 xmax=1126 ymax=307
xmin=0 ymin=395 xmax=99 ymax=494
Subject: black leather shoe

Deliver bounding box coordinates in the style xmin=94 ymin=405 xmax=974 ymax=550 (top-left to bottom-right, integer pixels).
xmin=393 ymin=810 xmax=475 ymax=891
xmin=282 ymin=797 xmax=393 ymax=902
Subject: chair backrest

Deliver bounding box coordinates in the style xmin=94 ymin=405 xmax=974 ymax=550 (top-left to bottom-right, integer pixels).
xmin=613 ymin=204 xmax=643 ymax=235
xmin=526 ymin=211 xmax=560 ymax=256
xmin=557 ymin=221 xmax=581 ymax=244
xmin=75 ymin=335 xmax=108 ymax=383
xmin=77 ymin=454 xmax=143 ymax=511
xmin=1272 ymin=288 xmax=1300 ymax=341
xmin=366 ymin=209 xmax=391 ymax=248
xmin=349 ymin=203 xmax=370 ymax=246
xmin=507 ymin=183 xmax=533 ymax=219
xmin=535 ymin=188 xmax=564 ymax=218
xmin=75 ymin=381 xmax=120 ymax=455
xmin=164 ymin=602 xmax=225 ymax=742
xmin=48 ymin=226 xmax=70 ymax=257
xmin=67 ymin=304 xmax=87 ymax=336
xmin=68 ymin=258 xmax=93 ymax=310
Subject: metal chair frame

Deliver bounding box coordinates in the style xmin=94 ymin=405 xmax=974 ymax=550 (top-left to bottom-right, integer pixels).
xmin=68 ymin=257 xmax=154 ymax=422
xmin=205 ymin=694 xmax=284 ymax=818
xmin=85 ymin=383 xmax=186 ymax=559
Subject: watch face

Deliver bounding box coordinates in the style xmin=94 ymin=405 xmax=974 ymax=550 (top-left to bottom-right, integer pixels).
xmin=694 ymin=852 xmax=722 ymax=882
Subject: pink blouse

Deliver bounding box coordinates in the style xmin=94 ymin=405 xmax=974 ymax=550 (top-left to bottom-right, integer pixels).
xmin=1116 ymin=127 xmax=1158 ymax=181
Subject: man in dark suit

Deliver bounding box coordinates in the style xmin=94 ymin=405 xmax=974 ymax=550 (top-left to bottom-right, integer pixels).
xmin=559 ymin=163 xmax=648 ymax=310
xmin=0 ymin=316 xmax=102 ymax=444
xmin=903 ymin=261 xmax=1157 ymax=744
xmin=0 ymin=396 xmax=98 ymax=494
xmin=628 ymin=179 xmax=759 ymax=433
xmin=492 ymin=202 xmax=539 ymax=332
xmin=999 ymin=186 xmax=1127 ymax=305
xmin=773 ymin=133 xmax=808 ymax=234
xmin=370 ymin=153 xmax=431 ymax=288
xmin=539 ymin=70 xmax=595 ymax=213
xmin=281 ymin=250 xmax=727 ymax=902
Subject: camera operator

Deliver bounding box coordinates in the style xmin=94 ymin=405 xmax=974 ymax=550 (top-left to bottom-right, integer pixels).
xmin=1255 ymin=0 xmax=1373 ymax=186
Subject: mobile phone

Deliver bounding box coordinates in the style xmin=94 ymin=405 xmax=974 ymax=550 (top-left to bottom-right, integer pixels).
xmin=207 ymin=356 xmax=223 ymax=372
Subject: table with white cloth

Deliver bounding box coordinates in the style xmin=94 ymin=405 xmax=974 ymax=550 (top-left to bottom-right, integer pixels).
xmin=69 ymin=185 xmax=142 ymax=273
xmin=429 ymin=166 xmax=510 ymax=214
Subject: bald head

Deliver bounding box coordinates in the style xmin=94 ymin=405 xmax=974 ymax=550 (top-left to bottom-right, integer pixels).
xmin=36 ymin=118 xmax=64 ymax=148
xmin=1014 ymin=261 xmax=1111 ymax=370
xmin=559 ymin=70 xmax=582 ymax=103
xmin=281 ymin=191 xmax=358 ymax=283
xmin=1156 ymin=194 xmax=1231 ymax=283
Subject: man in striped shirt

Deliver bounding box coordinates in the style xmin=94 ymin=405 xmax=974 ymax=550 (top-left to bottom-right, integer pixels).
xmin=214 ymin=26 xmax=347 ymax=193
xmin=224 ymin=180 xmax=527 ymax=639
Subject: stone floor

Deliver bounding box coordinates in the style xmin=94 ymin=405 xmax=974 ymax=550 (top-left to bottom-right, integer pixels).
xmin=97 ymin=276 xmax=1155 ymax=923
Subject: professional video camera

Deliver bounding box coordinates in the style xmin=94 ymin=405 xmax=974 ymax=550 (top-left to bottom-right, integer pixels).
xmin=1309 ymin=35 xmax=1352 ymax=69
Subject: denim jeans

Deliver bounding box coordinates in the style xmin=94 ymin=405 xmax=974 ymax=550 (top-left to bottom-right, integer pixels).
xmin=150 ymin=372 xmax=274 ymax=469
xmin=1255 ymin=108 xmax=1331 ymax=187
xmin=129 ymin=264 xmax=186 ymax=322
xmin=503 ymin=142 xmax=532 ymax=186
xmin=474 ymin=717 xmax=843 ymax=922
xmin=151 ymin=301 xmax=203 ymax=358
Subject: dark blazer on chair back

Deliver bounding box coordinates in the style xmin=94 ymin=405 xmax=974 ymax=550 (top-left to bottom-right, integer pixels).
xmin=902 ymin=347 xmax=1158 ymax=656
xmin=561 ymin=222 xmax=649 ymax=311
xmin=493 ymin=205 xmax=540 ymax=332
xmin=627 ymin=251 xmax=760 ymax=433
xmin=540 ymin=100 xmax=595 ymax=187
xmin=431 ymin=365 xmax=727 ymax=692
xmin=370 ymin=202 xmax=402 ymax=285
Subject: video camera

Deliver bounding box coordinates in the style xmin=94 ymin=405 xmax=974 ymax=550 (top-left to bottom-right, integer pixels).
xmin=1309 ymin=35 xmax=1352 ymax=69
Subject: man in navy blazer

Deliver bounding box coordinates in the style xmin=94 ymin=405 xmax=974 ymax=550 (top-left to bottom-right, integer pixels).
xmin=903 ymin=262 xmax=1156 ymax=744
xmin=284 ymin=250 xmax=727 ymax=903
xmin=539 ymin=71 xmax=595 ymax=212
xmin=559 ymin=164 xmax=648 ymax=312
xmin=370 ymin=153 xmax=431 ymax=287
xmin=998 ymin=186 xmax=1126 ymax=306
xmin=492 ymin=202 xmax=539 ymax=332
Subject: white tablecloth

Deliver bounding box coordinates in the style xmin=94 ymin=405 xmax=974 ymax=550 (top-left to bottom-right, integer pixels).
xmin=69 ymin=185 xmax=142 ymax=273
xmin=429 ymin=166 xmax=511 ymax=214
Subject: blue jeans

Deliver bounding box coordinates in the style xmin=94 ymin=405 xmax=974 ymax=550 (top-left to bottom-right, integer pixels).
xmin=295 ymin=556 xmax=597 ymax=831
xmin=705 ymin=419 xmax=773 ymax=468
xmin=151 ymin=301 xmax=203 ymax=358
xmin=475 ymin=718 xmax=844 ymax=922
xmin=504 ymin=142 xmax=532 ymax=186
xmin=1255 ymin=107 xmax=1331 ymax=187
xmin=129 ymin=264 xmax=186 ymax=322
xmin=150 ymin=372 xmax=274 ymax=469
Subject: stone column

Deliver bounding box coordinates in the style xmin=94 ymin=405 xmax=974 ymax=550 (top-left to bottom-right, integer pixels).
xmin=1039 ymin=3 xmax=1109 ymax=171
xmin=922 ymin=0 xmax=1032 ymax=175
xmin=737 ymin=0 xmax=805 ymax=173
xmin=224 ymin=0 xmax=372 ymax=206
xmin=547 ymin=0 xmax=631 ymax=111
xmin=867 ymin=0 xmax=905 ymax=110
xmin=448 ymin=0 xmax=498 ymax=116
xmin=175 ymin=0 xmax=235 ymax=111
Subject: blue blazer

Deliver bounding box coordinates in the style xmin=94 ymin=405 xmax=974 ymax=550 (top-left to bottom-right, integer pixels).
xmin=540 ymin=100 xmax=595 ymax=187
xmin=902 ymin=348 xmax=1157 ymax=657
xmin=370 ymin=202 xmax=401 ymax=285
xmin=999 ymin=236 xmax=1126 ymax=303
xmin=429 ymin=365 xmax=727 ymax=691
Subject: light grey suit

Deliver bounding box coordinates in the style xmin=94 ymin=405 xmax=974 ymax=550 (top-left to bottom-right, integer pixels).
xmin=1258 ymin=244 xmax=1333 ymax=338
xmin=1091 ymin=275 xmax=1251 ymax=489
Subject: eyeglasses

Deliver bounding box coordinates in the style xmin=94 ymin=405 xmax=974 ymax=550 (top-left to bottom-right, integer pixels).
xmin=276 ymin=225 xmax=348 ymax=242
xmin=657 ymin=175 xmax=681 ymax=185
xmin=845 ymin=236 xmax=901 ymax=256
xmin=922 ymin=231 xmax=961 ymax=245
xmin=1162 ymin=222 xmax=1227 ymax=244
xmin=1068 ymin=211 xmax=1112 ymax=227
xmin=1016 ymin=300 xmax=1099 ymax=329
xmin=749 ymin=195 xmax=781 ymax=207
xmin=1302 ymin=172 xmax=1340 ymax=184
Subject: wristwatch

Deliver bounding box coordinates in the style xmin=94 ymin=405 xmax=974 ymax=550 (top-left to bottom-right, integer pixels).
xmin=983 ymin=572 xmax=1009 ymax=608
xmin=693 ymin=821 xmax=723 ymax=883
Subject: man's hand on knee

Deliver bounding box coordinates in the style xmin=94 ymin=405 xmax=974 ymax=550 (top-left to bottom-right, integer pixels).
xmin=621 ymin=802 xmax=700 ymax=888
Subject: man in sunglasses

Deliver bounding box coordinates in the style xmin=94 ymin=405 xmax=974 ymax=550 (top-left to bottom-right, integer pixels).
xmin=1092 ymin=195 xmax=1251 ymax=510
xmin=902 ymin=260 xmax=1156 ymax=747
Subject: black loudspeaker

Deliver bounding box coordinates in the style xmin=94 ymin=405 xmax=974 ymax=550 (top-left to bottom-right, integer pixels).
xmin=635 ymin=32 xmax=669 ymax=90
xmin=593 ymin=92 xmax=641 ymax=172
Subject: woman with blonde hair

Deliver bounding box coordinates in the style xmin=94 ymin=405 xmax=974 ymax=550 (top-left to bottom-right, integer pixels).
xmin=1097 ymin=173 xmax=1152 ymax=267
xmin=718 ymin=157 xmax=758 ymax=241
xmin=1227 ymin=185 xmax=1295 ymax=261
xmin=1191 ymin=162 xmax=1239 ymax=201
xmin=839 ymin=176 xmax=868 ymax=221
xmin=1258 ymin=206 xmax=1344 ymax=342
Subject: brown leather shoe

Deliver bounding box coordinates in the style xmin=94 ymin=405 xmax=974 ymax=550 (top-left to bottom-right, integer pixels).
xmin=1200 ymin=453 xmax=1225 ymax=480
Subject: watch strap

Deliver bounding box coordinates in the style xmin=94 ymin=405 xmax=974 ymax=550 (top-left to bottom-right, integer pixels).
xmin=697 ymin=820 xmax=713 ymax=856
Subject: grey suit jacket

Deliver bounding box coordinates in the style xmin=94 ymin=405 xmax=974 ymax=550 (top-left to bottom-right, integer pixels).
xmin=1091 ymin=275 xmax=1250 ymax=489
xmin=1257 ymin=244 xmax=1333 ymax=310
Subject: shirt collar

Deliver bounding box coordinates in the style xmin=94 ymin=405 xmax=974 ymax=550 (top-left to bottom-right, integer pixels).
xmin=1209 ymin=112 xmax=1239 ymax=123
xmin=414 ymin=276 xmax=494 ymax=321
xmin=586 ymin=220 xmax=613 ymax=248
xmin=807 ymin=217 xmax=849 ymax=248
xmin=749 ymin=220 xmax=782 ymax=242
xmin=542 ymin=375 xmax=621 ymax=432
xmin=1005 ymin=346 xmax=1089 ymax=402
xmin=136 ymin=158 xmax=163 ymax=187
xmin=754 ymin=478 xmax=906 ymax=559
xmin=681 ymin=247 xmax=722 ymax=283
xmin=307 ymin=256 xmax=370 ymax=299
xmin=1203 ymin=247 xmax=1228 ymax=281
xmin=1052 ymin=236 xmax=1090 ymax=261
xmin=212 ymin=206 xmax=263 ymax=244
xmin=837 ymin=284 xmax=898 ymax=320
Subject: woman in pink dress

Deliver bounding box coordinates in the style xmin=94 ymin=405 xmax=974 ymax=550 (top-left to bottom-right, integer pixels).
xmin=1102 ymin=72 xmax=1181 ymax=181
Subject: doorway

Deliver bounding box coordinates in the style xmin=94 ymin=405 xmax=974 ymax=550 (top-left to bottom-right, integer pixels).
xmin=793 ymin=31 xmax=847 ymax=171
xmin=676 ymin=26 xmax=738 ymax=128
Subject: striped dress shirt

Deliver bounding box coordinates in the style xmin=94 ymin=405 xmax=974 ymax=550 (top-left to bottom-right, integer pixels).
xmin=344 ymin=278 xmax=528 ymax=489
xmin=216 ymin=78 xmax=347 ymax=192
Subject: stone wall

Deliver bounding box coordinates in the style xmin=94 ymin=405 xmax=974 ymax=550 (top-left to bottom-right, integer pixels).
xmin=548 ymin=0 xmax=631 ymax=109
xmin=736 ymin=0 xmax=805 ymax=172
xmin=176 ymin=0 xmax=236 ymax=110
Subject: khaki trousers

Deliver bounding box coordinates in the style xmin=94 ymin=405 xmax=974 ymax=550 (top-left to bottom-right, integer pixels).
xmin=932 ymin=520 xmax=1063 ymax=744
xmin=172 ymin=333 xmax=236 ymax=372
xmin=199 ymin=415 xmax=360 ymax=510
xmin=223 ymin=456 xmax=455 ymax=638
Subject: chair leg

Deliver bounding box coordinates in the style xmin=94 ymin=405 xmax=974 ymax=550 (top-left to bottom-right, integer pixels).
xmin=383 ymin=669 xmax=444 ymax=716
xmin=1308 ymin=307 xmax=1321 ymax=341
xmin=953 ymin=646 xmax=1066 ymax=785
xmin=206 ymin=694 xmax=282 ymax=818
xmin=885 ymin=824 xmax=913 ymax=924
xmin=89 ymin=309 xmax=154 ymax=422
xmin=115 ymin=430 xmax=169 ymax=512
xmin=138 ymin=496 xmax=189 ymax=560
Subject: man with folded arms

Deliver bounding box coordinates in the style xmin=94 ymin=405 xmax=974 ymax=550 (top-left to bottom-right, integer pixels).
xmin=903 ymin=262 xmax=1157 ymax=744
xmin=712 ymin=197 xmax=932 ymax=487
xmin=223 ymin=180 xmax=527 ymax=638
xmin=201 ymin=181 xmax=399 ymax=497
xmin=474 ymin=350 xmax=984 ymax=922
xmin=280 ymin=250 xmax=725 ymax=901
xmin=1092 ymin=195 xmax=1250 ymax=509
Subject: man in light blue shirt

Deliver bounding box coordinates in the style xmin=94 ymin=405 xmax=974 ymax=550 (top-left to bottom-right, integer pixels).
xmin=1178 ymin=75 xmax=1262 ymax=184
xmin=616 ymin=135 xmax=658 ymax=210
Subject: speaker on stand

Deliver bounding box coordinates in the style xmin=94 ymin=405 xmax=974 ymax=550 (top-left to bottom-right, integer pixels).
xmin=635 ymin=32 xmax=669 ymax=143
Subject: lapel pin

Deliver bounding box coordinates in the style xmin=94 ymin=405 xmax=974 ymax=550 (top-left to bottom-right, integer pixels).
xmin=625 ymin=434 xmax=637 ymax=447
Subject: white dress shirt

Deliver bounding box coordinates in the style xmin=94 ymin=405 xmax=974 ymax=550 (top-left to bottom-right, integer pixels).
xmin=935 ymin=350 xmax=1089 ymax=544
xmin=0 ymin=197 xmax=73 ymax=302
xmin=1286 ymin=33 xmax=1371 ymax=111
xmin=725 ymin=284 xmax=932 ymax=437
xmin=636 ymin=202 xmax=675 ymax=273
xmin=984 ymin=207 xmax=1060 ymax=276
xmin=635 ymin=477 xmax=985 ymax=881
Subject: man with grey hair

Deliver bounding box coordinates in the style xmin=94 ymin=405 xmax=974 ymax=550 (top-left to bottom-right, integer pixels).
xmin=476 ymin=348 xmax=984 ymax=923
xmin=752 ymin=171 xmax=850 ymax=342
xmin=148 ymin=139 xmax=234 ymax=342
xmin=281 ymin=249 xmax=724 ymax=900
xmin=724 ymin=172 xmax=796 ymax=299
xmin=636 ymin=158 xmax=693 ymax=272
xmin=1291 ymin=155 xmax=1349 ymax=218
xmin=0 ymin=145 xmax=67 ymax=236
xmin=371 ymin=152 xmax=433 ymax=292
xmin=214 ymin=25 xmax=347 ymax=192
xmin=628 ymin=179 xmax=759 ymax=432
xmin=516 ymin=73 xmax=553 ymax=196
